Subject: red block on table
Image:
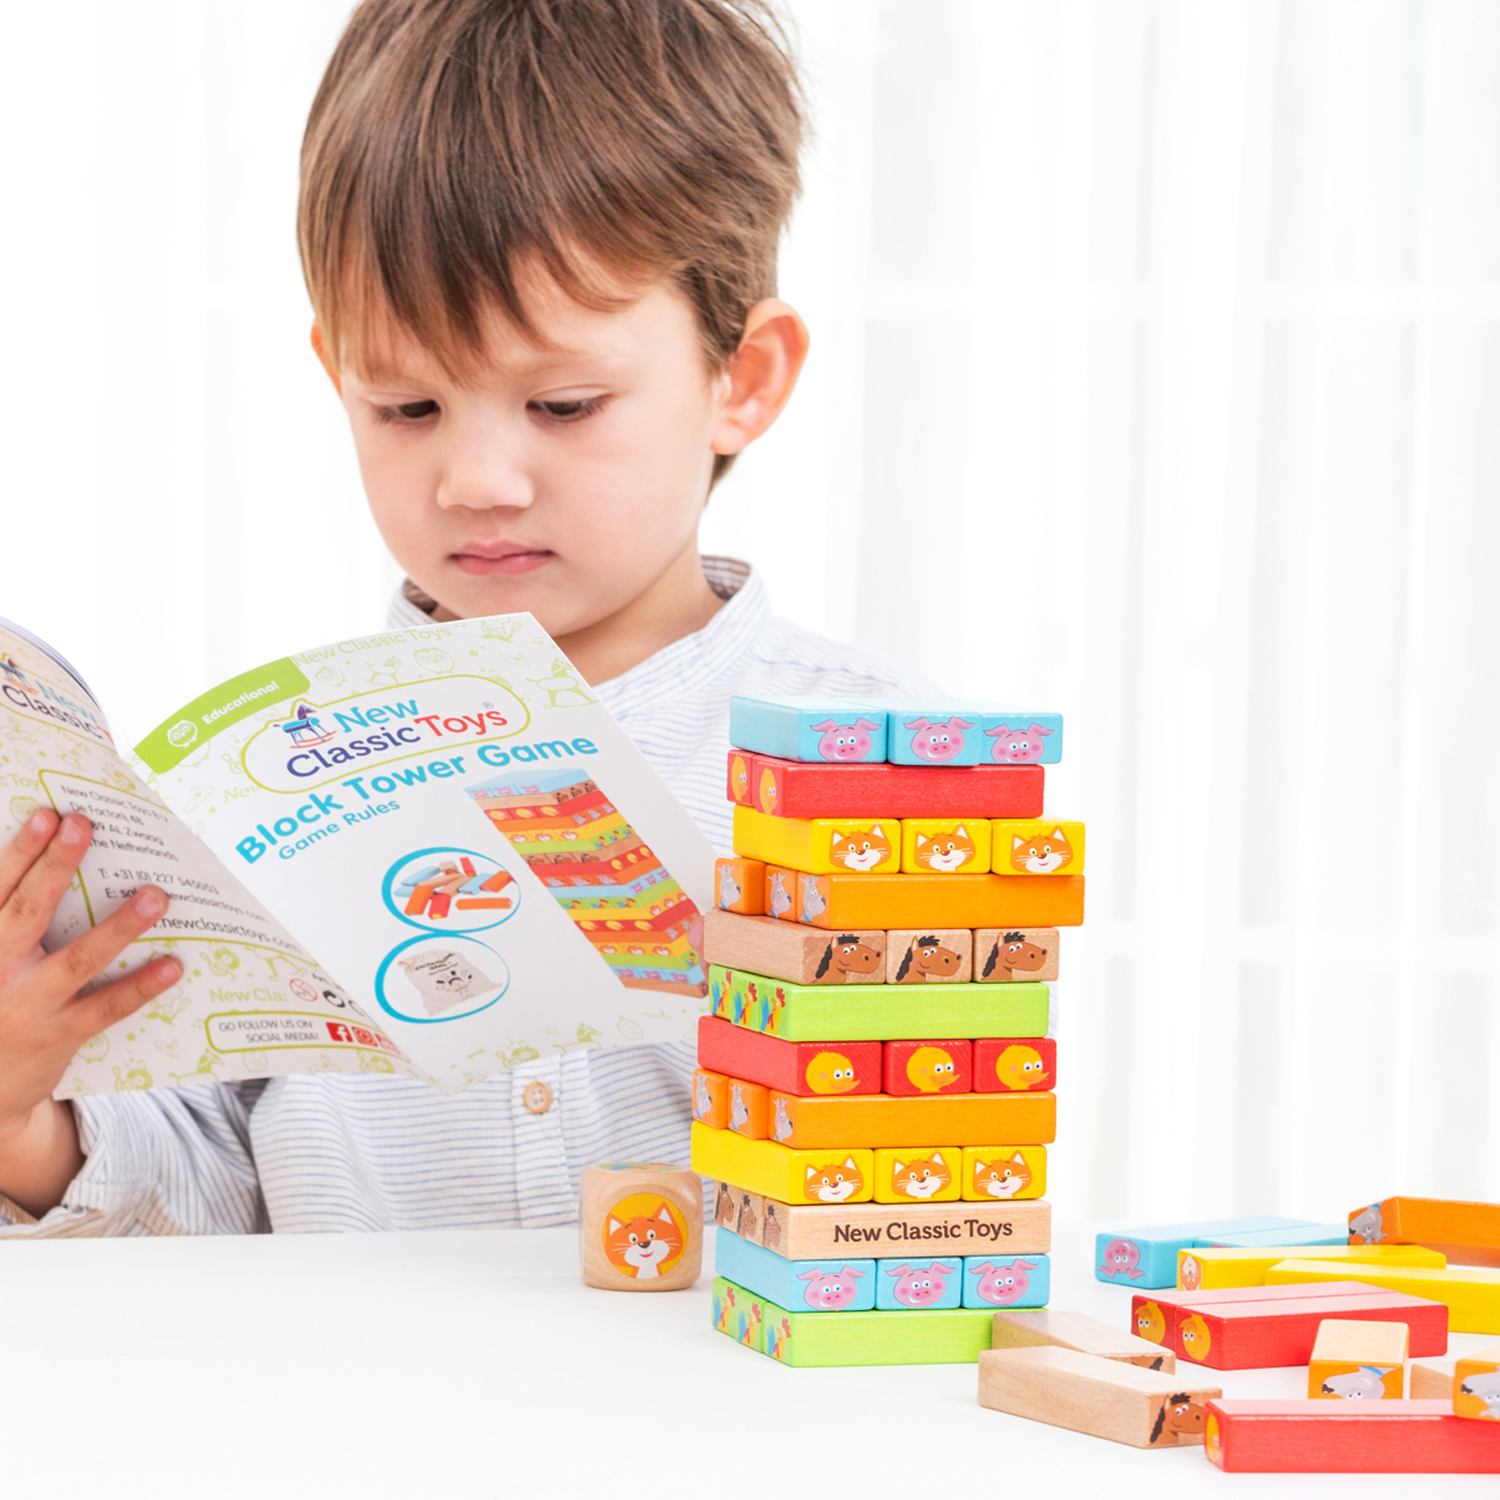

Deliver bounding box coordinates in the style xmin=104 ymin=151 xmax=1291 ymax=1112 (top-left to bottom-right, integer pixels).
xmin=696 ymin=1015 xmax=881 ymax=1097
xmin=973 ymin=1036 xmax=1057 ymax=1093
xmin=1131 ymin=1283 xmax=1448 ymax=1370
xmin=727 ymin=751 xmax=1045 ymax=821
xmin=1205 ymin=1400 xmax=1500 ymax=1473
xmin=882 ymin=1039 xmax=974 ymax=1097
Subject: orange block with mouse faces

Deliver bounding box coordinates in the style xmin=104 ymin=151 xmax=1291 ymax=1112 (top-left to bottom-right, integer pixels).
xmin=882 ymin=1038 xmax=973 ymax=1097
xmin=974 ymin=1036 xmax=1057 ymax=1094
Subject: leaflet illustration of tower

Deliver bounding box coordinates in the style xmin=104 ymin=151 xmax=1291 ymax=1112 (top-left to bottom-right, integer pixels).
xmin=466 ymin=768 xmax=705 ymax=997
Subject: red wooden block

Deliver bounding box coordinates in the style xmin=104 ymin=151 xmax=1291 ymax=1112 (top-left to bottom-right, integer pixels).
xmin=692 ymin=1067 xmax=730 ymax=1128
xmin=714 ymin=857 xmax=765 ymax=915
xmin=881 ymin=1039 xmax=974 ymax=1097
xmin=974 ymin=1036 xmax=1057 ymax=1093
xmin=1205 ymin=1399 xmax=1500 ymax=1473
xmin=727 ymin=749 xmax=754 ymax=806
xmin=736 ymin=751 xmax=1045 ymax=821
xmin=696 ymin=1015 xmax=882 ymax=1097
xmin=1132 ymin=1284 xmax=1449 ymax=1370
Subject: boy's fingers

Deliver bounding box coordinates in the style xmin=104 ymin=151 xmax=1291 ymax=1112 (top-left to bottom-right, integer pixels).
xmin=0 ymin=808 xmax=61 ymax=911
xmin=41 ymin=886 xmax=170 ymax=997
xmin=69 ymin=955 xmax=183 ymax=1042
xmin=0 ymin=814 xmax=94 ymax=952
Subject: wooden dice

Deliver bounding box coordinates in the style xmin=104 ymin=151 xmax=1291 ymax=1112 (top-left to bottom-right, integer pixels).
xmin=580 ymin=1162 xmax=703 ymax=1291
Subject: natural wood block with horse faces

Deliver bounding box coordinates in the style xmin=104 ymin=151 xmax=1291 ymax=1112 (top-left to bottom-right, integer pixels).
xmin=886 ymin=929 xmax=972 ymax=984
xmin=578 ymin=1161 xmax=703 ymax=1292
xmin=974 ymin=928 xmax=1060 ymax=983
xmin=701 ymin=908 xmax=886 ymax=985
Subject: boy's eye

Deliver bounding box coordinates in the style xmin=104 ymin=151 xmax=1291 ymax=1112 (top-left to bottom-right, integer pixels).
xmin=375 ymin=400 xmax=439 ymax=424
xmin=529 ymin=396 xmax=606 ymax=423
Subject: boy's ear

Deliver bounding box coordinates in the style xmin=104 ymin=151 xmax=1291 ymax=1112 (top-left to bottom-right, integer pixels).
xmin=310 ymin=323 xmax=343 ymax=396
xmin=710 ymin=299 xmax=810 ymax=458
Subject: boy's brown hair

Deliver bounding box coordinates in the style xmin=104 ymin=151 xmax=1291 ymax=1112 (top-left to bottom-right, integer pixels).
xmin=299 ymin=0 xmax=804 ymax=473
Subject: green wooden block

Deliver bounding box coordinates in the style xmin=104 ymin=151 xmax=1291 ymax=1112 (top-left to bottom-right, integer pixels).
xmin=714 ymin=1279 xmax=996 ymax=1366
xmin=708 ymin=965 xmax=1049 ymax=1042
xmin=710 ymin=1277 xmax=768 ymax=1352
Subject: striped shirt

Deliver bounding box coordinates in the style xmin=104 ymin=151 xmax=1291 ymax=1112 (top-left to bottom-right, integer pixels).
xmin=0 ymin=557 xmax=934 ymax=1236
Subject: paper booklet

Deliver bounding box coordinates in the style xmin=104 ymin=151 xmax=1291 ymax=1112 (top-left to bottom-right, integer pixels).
xmin=0 ymin=615 xmax=715 ymax=1098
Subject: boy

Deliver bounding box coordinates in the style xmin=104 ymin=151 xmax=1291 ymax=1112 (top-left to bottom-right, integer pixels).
xmin=0 ymin=0 xmax=931 ymax=1235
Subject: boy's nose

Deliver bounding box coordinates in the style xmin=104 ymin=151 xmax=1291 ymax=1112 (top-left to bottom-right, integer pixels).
xmin=435 ymin=426 xmax=536 ymax=512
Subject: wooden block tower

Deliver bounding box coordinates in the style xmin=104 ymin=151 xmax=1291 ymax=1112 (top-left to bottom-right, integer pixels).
xmin=695 ymin=695 xmax=1082 ymax=1366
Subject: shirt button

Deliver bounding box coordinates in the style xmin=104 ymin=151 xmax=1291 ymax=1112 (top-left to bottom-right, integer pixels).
xmin=523 ymin=1080 xmax=553 ymax=1115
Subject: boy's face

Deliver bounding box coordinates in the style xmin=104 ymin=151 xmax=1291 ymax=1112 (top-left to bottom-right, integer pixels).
xmin=328 ymin=270 xmax=732 ymax=638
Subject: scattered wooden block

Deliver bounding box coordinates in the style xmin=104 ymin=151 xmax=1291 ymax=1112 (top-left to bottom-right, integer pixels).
xmin=744 ymin=1196 xmax=1052 ymax=1262
xmin=1203 ymin=1399 xmax=1500 ymax=1473
xmin=732 ymin=806 xmax=902 ymax=875
xmin=578 ymin=1162 xmax=703 ymax=1291
xmin=977 ymin=1346 xmax=1220 ymax=1448
xmin=710 ymin=1276 xmax=767 ymax=1351
xmin=1196 ymin=1223 xmax=1349 ymax=1249
xmin=710 ymin=1180 xmax=767 ymax=1243
xmin=725 ymin=1077 xmax=770 ymax=1139
xmin=872 ymin=1147 xmax=964 ymax=1204
xmin=974 ymin=1036 xmax=1057 ymax=1093
xmin=1095 ymin=1217 xmax=1323 ymax=1287
xmin=962 ymin=1253 xmax=1049 ymax=1309
xmin=709 ymin=964 xmax=1049 ymax=1042
xmin=713 ymin=1227 xmax=876 ymax=1312
xmin=882 ymin=1039 xmax=973 ymax=1097
xmin=1177 ymin=1242 xmax=1447 ymax=1292
xmin=973 ymin=927 xmax=1060 ymax=983
xmin=990 ymin=1308 xmax=1175 ymax=1371
xmin=900 ymin=818 xmax=991 ymax=874
xmin=962 ymin=1145 xmax=1047 ymax=1202
xmin=795 ymin=871 xmax=1085 ymax=930
xmin=875 ymin=1255 xmax=965 ymax=1309
xmin=696 ymin=1016 xmax=882 ymax=1097
xmin=690 ymin=1121 xmax=874 ymax=1205
xmin=713 ymin=856 xmax=765 ymax=914
xmin=1410 ymin=1355 xmax=1459 ymax=1399
xmin=1308 ymin=1318 xmax=1408 ymax=1398
xmin=691 ymin=1067 xmax=730 ymax=1128
xmin=728 ymin=695 xmax=888 ymax=763
xmin=739 ymin=752 xmax=1045 ymax=820
xmin=1349 ymin=1196 xmax=1500 ymax=1269
xmin=1455 ymin=1342 xmax=1500 ymax=1420
xmin=765 ymin=1088 xmax=1055 ymax=1151
xmin=751 ymin=1293 xmax=997 ymax=1367
xmin=886 ymin=928 xmax=973 ymax=984
xmin=1266 ymin=1259 xmax=1500 ymax=1335
xmin=701 ymin=909 xmax=885 ymax=985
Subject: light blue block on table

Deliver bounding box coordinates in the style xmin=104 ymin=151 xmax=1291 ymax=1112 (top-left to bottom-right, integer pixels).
xmin=961 ymin=1253 xmax=1050 ymax=1309
xmin=875 ymin=1256 xmax=964 ymax=1310
xmin=1094 ymin=1217 xmax=1319 ymax=1288
xmin=713 ymin=1228 xmax=875 ymax=1312
xmin=727 ymin=695 xmax=888 ymax=763
xmin=1194 ymin=1223 xmax=1350 ymax=1249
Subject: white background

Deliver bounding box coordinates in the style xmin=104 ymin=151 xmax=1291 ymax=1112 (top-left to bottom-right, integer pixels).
xmin=2 ymin=1 xmax=1497 ymax=1221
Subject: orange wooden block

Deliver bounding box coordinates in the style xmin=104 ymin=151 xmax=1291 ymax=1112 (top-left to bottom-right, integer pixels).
xmin=692 ymin=1067 xmax=730 ymax=1129
xmin=1455 ymin=1341 xmax=1500 ymax=1420
xmin=1307 ymin=1319 xmax=1408 ymax=1399
xmin=765 ymin=1089 xmax=1055 ymax=1150
xmin=714 ymin=856 xmax=766 ymax=915
xmin=1349 ymin=1196 xmax=1500 ymax=1269
xmin=726 ymin=1077 xmax=771 ymax=1139
xmin=765 ymin=865 xmax=801 ymax=921
xmin=794 ymin=873 xmax=1084 ymax=930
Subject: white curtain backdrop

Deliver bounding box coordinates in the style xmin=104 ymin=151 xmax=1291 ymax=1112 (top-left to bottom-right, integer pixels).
xmin=2 ymin=0 xmax=1496 ymax=1222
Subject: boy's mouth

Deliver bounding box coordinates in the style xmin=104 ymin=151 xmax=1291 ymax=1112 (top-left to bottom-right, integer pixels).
xmin=452 ymin=542 xmax=554 ymax=577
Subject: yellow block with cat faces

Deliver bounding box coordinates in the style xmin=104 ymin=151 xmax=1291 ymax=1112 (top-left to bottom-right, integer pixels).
xmin=961 ymin=1145 xmax=1047 ymax=1202
xmin=900 ymin=819 xmax=992 ymax=875
xmin=873 ymin=1147 xmax=964 ymax=1204
xmin=732 ymin=806 xmax=901 ymax=875
xmin=690 ymin=1121 xmax=875 ymax=1205
xmin=992 ymin=819 xmax=1086 ymax=877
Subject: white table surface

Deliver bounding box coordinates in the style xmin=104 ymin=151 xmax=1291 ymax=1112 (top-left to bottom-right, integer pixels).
xmin=1 ymin=1219 xmax=1495 ymax=1498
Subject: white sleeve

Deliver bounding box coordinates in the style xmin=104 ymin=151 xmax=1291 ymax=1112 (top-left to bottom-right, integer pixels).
xmin=0 ymin=1082 xmax=268 ymax=1236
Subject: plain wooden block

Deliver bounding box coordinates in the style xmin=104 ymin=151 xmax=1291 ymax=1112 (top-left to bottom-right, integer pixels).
xmin=726 ymin=1077 xmax=770 ymax=1139
xmin=713 ymin=856 xmax=765 ymax=915
xmin=747 ymin=1196 xmax=1051 ymax=1262
xmin=579 ymin=1162 xmax=703 ymax=1291
xmin=977 ymin=1346 xmax=1220 ymax=1449
xmin=752 ymin=1294 xmax=997 ymax=1367
xmin=882 ymin=1038 xmax=973 ymax=1096
xmin=1455 ymin=1341 xmax=1500 ymax=1420
xmin=1349 ymin=1196 xmax=1500 ymax=1269
xmin=765 ymin=1088 xmax=1056 ymax=1151
xmin=973 ymin=1036 xmax=1057 ymax=1093
xmin=732 ymin=805 xmax=902 ymax=875
xmin=690 ymin=1122 xmax=874 ymax=1205
xmin=900 ymin=819 xmax=992 ymax=874
xmin=691 ymin=1067 xmax=730 ymax=1128
xmin=727 ymin=694 xmax=888 ymax=763
xmin=1095 ymin=1217 xmax=1321 ymax=1288
xmin=886 ymin=928 xmax=973 ymax=984
xmin=992 ymin=818 xmax=1086 ymax=877
xmin=740 ymin=752 xmax=1045 ymax=820
xmin=1308 ymin=1318 xmax=1408 ymax=1398
xmin=1266 ymin=1258 xmax=1500 ymax=1335
xmin=795 ymin=871 xmax=1084 ymax=930
xmin=1410 ymin=1355 xmax=1459 ymax=1399
xmin=1204 ymin=1399 xmax=1500 ymax=1473
xmin=872 ymin=1147 xmax=964 ymax=1204
xmin=713 ymin=1227 xmax=876 ymax=1312
xmin=962 ymin=1145 xmax=1047 ymax=1202
xmin=991 ymin=1308 xmax=1175 ymax=1371
xmin=696 ymin=1015 xmax=882 ymax=1097
xmin=974 ymin=927 xmax=1060 ymax=983
xmin=1177 ymin=1242 xmax=1446 ymax=1291
xmin=710 ymin=1276 xmax=767 ymax=1351
xmin=763 ymin=864 xmax=799 ymax=920
xmin=701 ymin=909 xmax=885 ymax=985
xmin=710 ymin=1179 xmax=767 ymax=1243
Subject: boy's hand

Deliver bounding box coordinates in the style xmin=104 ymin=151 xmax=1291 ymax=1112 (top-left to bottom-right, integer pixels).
xmin=0 ymin=810 xmax=182 ymax=1213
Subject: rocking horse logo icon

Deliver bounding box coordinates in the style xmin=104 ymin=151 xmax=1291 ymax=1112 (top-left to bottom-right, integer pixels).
xmin=275 ymin=701 xmax=335 ymax=748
